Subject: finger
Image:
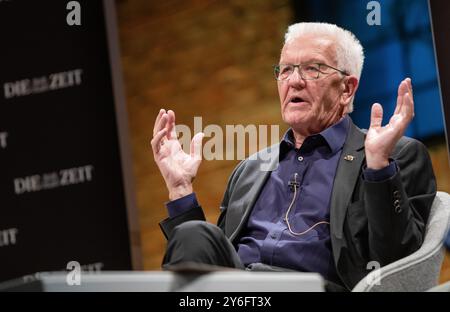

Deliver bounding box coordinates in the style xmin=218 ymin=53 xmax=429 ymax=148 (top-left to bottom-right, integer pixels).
xmin=401 ymin=92 xmax=414 ymax=121
xmin=155 ymin=113 xmax=168 ymax=137
xmin=151 ymin=128 xmax=168 ymax=155
xmin=153 ymin=109 xmax=166 ymax=136
xmin=406 ymin=77 xmax=413 ymax=98
xmin=394 ymin=80 xmax=407 ymax=115
xmin=166 ymin=110 xmax=177 ymax=140
xmin=190 ymin=132 xmax=204 ymax=161
xmin=369 ymin=103 xmax=383 ymax=129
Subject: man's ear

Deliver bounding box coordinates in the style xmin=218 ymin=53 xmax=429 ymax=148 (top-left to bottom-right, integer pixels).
xmin=341 ymin=76 xmax=359 ymax=106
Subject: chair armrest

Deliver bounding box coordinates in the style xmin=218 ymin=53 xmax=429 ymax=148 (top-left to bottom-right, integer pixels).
xmin=353 ymin=192 xmax=450 ymax=292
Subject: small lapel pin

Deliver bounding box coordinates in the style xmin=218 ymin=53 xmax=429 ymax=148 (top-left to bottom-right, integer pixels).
xmin=344 ymin=155 xmax=355 ymax=162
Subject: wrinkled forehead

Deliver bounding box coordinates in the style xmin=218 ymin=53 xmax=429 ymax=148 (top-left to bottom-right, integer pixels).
xmin=280 ymin=35 xmax=337 ymax=65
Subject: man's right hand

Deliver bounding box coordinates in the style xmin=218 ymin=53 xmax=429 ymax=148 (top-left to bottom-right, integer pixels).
xmin=151 ymin=109 xmax=204 ymax=200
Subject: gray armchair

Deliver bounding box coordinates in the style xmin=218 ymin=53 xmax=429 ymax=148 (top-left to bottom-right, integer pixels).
xmin=352 ymin=191 xmax=450 ymax=292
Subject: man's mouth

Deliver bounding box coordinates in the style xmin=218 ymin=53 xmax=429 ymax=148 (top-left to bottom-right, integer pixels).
xmin=288 ymin=96 xmax=307 ymax=104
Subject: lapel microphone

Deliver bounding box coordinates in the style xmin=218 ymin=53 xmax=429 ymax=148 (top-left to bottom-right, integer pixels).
xmin=285 ymin=171 xmax=330 ymax=236
xmin=288 ymin=173 xmax=299 ymax=192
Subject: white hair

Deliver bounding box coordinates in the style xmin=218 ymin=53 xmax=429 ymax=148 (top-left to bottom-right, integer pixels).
xmin=284 ymin=22 xmax=365 ymax=112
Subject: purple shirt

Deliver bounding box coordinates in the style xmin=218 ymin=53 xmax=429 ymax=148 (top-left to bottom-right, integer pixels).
xmin=166 ymin=116 xmax=396 ymax=284
xmin=236 ymin=116 xmax=350 ymax=283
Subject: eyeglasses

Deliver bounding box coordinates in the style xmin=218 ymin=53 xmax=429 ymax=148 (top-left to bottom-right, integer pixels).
xmin=273 ymin=63 xmax=349 ymax=81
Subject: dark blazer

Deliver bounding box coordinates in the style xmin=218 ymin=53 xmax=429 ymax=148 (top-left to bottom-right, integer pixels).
xmin=160 ymin=119 xmax=437 ymax=290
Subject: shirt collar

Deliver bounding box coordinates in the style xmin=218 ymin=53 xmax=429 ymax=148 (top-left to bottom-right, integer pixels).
xmin=281 ymin=115 xmax=350 ymax=155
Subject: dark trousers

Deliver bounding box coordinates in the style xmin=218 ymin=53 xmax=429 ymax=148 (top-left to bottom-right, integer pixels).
xmin=163 ymin=220 xmax=244 ymax=269
xmin=163 ymin=220 xmax=348 ymax=292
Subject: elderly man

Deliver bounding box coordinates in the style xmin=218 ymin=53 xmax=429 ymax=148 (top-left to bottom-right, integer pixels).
xmin=151 ymin=23 xmax=436 ymax=291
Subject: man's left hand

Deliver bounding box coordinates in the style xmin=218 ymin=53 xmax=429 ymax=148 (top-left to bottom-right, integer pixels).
xmin=365 ymin=78 xmax=414 ymax=170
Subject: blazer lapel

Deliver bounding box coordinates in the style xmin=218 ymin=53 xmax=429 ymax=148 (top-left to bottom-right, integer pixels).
xmin=330 ymin=121 xmax=366 ymax=240
xmin=227 ymin=144 xmax=280 ymax=241
xmin=225 ymin=122 xmax=366 ymax=244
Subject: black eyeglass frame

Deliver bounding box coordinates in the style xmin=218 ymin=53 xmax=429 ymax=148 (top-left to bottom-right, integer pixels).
xmin=273 ymin=63 xmax=349 ymax=81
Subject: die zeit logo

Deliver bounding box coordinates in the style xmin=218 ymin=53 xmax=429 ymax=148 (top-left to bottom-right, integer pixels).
xmin=3 ymin=69 xmax=83 ymax=99
xmin=14 ymin=165 xmax=94 ymax=195
xmin=0 ymin=132 xmax=7 ymax=149
xmin=0 ymin=228 xmax=18 ymax=248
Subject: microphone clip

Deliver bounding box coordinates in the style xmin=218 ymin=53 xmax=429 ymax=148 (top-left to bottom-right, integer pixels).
xmin=288 ymin=173 xmax=299 ymax=192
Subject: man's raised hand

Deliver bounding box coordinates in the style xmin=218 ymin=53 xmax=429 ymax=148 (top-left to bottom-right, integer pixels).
xmin=365 ymin=78 xmax=414 ymax=169
xmin=151 ymin=109 xmax=204 ymax=200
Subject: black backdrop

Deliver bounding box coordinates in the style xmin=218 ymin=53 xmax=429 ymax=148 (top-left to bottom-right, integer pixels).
xmin=0 ymin=0 xmax=138 ymax=282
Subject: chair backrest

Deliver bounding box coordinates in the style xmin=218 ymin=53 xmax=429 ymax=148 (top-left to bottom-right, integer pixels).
xmin=353 ymin=191 xmax=450 ymax=292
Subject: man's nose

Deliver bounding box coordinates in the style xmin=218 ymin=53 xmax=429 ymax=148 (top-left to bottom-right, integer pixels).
xmin=288 ymin=67 xmax=306 ymax=88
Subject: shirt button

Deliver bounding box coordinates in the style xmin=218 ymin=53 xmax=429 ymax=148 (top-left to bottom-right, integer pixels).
xmin=298 ymin=156 xmax=304 ymax=162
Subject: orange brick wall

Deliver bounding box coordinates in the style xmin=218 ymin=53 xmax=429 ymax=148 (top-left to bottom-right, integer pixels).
xmin=117 ymin=0 xmax=292 ymax=269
